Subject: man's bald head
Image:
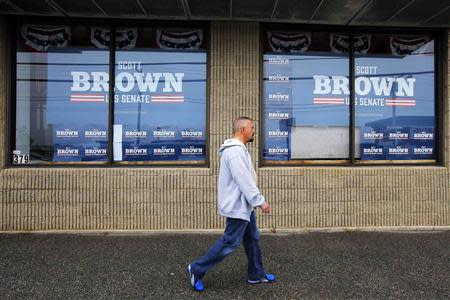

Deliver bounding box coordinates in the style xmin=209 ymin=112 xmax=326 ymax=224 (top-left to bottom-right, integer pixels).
xmin=232 ymin=117 xmax=253 ymax=134
xmin=232 ymin=117 xmax=255 ymax=144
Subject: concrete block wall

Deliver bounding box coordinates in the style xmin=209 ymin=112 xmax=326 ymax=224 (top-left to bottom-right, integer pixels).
xmin=0 ymin=20 xmax=449 ymax=231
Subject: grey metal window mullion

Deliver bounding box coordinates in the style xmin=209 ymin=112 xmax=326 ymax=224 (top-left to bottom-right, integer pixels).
xmin=436 ymin=31 xmax=446 ymax=165
xmin=349 ymin=32 xmax=355 ymax=164
xmin=108 ymin=26 xmax=116 ymax=164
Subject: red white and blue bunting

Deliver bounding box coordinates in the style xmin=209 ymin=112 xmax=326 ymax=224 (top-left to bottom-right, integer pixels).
xmin=267 ymin=31 xmax=311 ymax=53
xmin=329 ymin=34 xmax=371 ymax=54
xmin=389 ymin=36 xmax=431 ymax=56
xmin=21 ymin=25 xmax=71 ymax=52
xmin=90 ymin=27 xmax=138 ymax=49
xmin=156 ymin=28 xmax=203 ymax=50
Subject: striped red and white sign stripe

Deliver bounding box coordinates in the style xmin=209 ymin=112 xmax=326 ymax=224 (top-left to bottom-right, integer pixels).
xmin=70 ymin=94 xmax=105 ymax=102
xmin=151 ymin=94 xmax=184 ymax=103
xmin=313 ymin=97 xmax=345 ymax=105
xmin=385 ymin=98 xmax=416 ymax=106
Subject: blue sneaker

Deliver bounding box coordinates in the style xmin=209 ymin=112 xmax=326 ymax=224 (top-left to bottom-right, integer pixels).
xmin=247 ymin=273 xmax=276 ymax=284
xmin=186 ymin=264 xmax=204 ymax=292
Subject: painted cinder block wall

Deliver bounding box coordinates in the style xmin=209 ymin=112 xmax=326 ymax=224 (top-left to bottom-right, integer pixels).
xmin=0 ymin=19 xmax=449 ymax=231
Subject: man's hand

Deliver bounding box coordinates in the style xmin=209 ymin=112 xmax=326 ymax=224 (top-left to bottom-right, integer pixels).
xmin=261 ymin=202 xmax=270 ymax=214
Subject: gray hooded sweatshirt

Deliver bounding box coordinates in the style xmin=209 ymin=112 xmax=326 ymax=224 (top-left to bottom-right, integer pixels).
xmin=218 ymin=138 xmax=266 ymax=221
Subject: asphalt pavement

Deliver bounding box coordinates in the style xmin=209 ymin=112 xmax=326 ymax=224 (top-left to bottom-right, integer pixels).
xmin=1 ymin=230 xmax=449 ymax=299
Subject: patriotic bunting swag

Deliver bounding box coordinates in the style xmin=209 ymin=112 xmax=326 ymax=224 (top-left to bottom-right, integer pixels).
xmin=267 ymin=31 xmax=311 ymax=52
xmin=329 ymin=34 xmax=371 ymax=54
xmin=156 ymin=28 xmax=203 ymax=50
xmin=21 ymin=25 xmax=71 ymax=52
xmin=90 ymin=27 xmax=138 ymax=49
xmin=389 ymin=36 xmax=430 ymax=56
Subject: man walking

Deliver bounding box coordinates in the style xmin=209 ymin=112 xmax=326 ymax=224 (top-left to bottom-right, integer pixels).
xmin=187 ymin=117 xmax=275 ymax=292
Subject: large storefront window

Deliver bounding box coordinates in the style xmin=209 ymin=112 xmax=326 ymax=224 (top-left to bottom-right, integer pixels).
xmin=262 ymin=27 xmax=439 ymax=165
xmin=13 ymin=23 xmax=207 ymax=165
xmin=355 ymin=34 xmax=435 ymax=162
xmin=114 ymin=27 xmax=206 ymax=164
xmin=16 ymin=25 xmax=109 ymax=163
xmin=263 ymin=31 xmax=349 ymax=161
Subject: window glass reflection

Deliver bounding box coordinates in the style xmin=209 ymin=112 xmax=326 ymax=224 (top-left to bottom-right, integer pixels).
xmin=263 ymin=31 xmax=349 ymax=160
xmin=15 ymin=25 xmax=109 ymax=163
xmin=355 ymin=34 xmax=435 ymax=161
xmin=113 ymin=27 xmax=207 ymax=163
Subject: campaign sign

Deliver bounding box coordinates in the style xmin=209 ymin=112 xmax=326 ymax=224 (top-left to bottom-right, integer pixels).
xmin=264 ymin=142 xmax=290 ymax=160
xmin=263 ymin=54 xmax=294 ymax=161
xmin=123 ymin=126 xmax=150 ymax=142
xmin=263 ymin=48 xmax=435 ymax=162
xmin=79 ymin=124 xmax=108 ymax=161
xmin=80 ymin=126 xmax=108 ymax=161
xmin=53 ymin=125 xmax=108 ymax=161
xmin=122 ymin=142 xmax=151 ymax=161
xmin=266 ymin=127 xmax=290 ymax=140
xmin=265 ymin=110 xmax=292 ymax=124
xmin=83 ymin=144 xmax=108 ymax=161
xmin=53 ymin=127 xmax=82 ymax=162
xmin=53 ymin=145 xmax=82 ymax=162
xmin=265 ymin=73 xmax=290 ymax=85
xmin=148 ymin=143 xmax=178 ymax=161
xmin=265 ymin=112 xmax=290 ymax=130
xmin=264 ymin=128 xmax=290 ymax=161
xmin=360 ymin=126 xmax=385 ymax=143
xmin=410 ymin=128 xmax=435 ymax=159
xmin=361 ymin=145 xmax=386 ymax=159
xmin=355 ymin=53 xmax=435 ymax=161
xmin=387 ymin=127 xmax=409 ymax=144
xmin=179 ymin=129 xmax=206 ymax=160
xmin=113 ymin=51 xmax=207 ymax=162
xmin=385 ymin=144 xmax=412 ymax=160
xmin=264 ymin=85 xmax=292 ymax=109
xmin=180 ymin=128 xmax=204 ymax=141
xmin=360 ymin=126 xmax=386 ymax=160
xmin=265 ymin=118 xmax=290 ymax=144
xmin=82 ymin=126 xmax=108 ymax=143
xmin=179 ymin=142 xmax=205 ymax=161
xmin=264 ymin=55 xmax=293 ymax=76
xmin=412 ymin=145 xmax=434 ymax=159
xmin=264 ymin=108 xmax=292 ymax=161
xmin=411 ymin=128 xmax=434 ymax=143
xmin=384 ymin=127 xmax=412 ymax=160
xmin=150 ymin=126 xmax=177 ymax=142
xmin=82 ymin=128 xmax=108 ymax=160
xmin=53 ymin=127 xmax=81 ymax=142
xmin=46 ymin=47 xmax=206 ymax=163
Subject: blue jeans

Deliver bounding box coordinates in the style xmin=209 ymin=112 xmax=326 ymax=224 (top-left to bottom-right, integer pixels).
xmin=191 ymin=211 xmax=266 ymax=280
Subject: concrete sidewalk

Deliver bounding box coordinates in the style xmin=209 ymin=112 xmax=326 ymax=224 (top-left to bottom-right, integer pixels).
xmin=1 ymin=231 xmax=449 ymax=299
